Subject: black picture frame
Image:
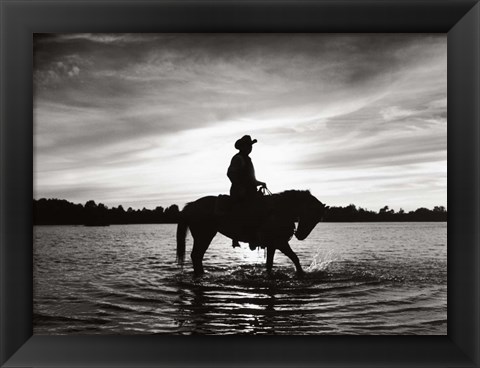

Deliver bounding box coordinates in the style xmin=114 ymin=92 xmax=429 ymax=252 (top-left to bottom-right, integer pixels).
xmin=1 ymin=0 xmax=479 ymax=367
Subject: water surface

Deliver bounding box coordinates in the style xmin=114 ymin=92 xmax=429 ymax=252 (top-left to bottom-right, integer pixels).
xmin=33 ymin=222 xmax=447 ymax=335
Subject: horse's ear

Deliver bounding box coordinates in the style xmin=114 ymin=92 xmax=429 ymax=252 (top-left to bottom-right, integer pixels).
xmin=318 ymin=200 xmax=328 ymax=209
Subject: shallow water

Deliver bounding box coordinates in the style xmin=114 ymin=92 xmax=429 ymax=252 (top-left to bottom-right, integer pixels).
xmin=33 ymin=222 xmax=446 ymax=335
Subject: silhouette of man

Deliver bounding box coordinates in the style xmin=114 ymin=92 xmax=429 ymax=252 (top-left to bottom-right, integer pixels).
xmin=227 ymin=135 xmax=266 ymax=248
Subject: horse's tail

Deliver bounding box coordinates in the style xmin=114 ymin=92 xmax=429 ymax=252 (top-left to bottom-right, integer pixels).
xmin=176 ymin=219 xmax=189 ymax=265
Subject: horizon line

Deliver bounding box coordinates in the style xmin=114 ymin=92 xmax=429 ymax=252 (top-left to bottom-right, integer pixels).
xmin=33 ymin=196 xmax=447 ymax=213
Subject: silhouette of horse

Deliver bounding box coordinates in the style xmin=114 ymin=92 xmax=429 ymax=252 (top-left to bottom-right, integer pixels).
xmin=176 ymin=190 xmax=328 ymax=276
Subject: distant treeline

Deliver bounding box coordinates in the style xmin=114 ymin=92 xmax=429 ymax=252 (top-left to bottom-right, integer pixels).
xmin=324 ymin=204 xmax=447 ymax=222
xmin=34 ymin=198 xmax=180 ymax=225
xmin=34 ymin=198 xmax=447 ymax=225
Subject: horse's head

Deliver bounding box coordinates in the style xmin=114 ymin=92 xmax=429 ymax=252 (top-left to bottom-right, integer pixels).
xmin=295 ymin=194 xmax=328 ymax=241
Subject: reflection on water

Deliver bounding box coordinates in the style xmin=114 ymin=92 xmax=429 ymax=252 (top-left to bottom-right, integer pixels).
xmin=174 ymin=271 xmax=280 ymax=335
xmin=34 ymin=223 xmax=447 ymax=335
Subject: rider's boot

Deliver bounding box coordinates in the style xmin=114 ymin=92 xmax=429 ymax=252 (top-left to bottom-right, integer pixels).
xmin=248 ymin=229 xmax=261 ymax=250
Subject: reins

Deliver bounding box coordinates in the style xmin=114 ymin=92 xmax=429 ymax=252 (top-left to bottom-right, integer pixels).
xmin=260 ymin=187 xmax=273 ymax=196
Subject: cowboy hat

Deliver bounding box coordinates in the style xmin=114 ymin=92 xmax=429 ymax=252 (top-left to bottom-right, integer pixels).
xmin=234 ymin=135 xmax=257 ymax=149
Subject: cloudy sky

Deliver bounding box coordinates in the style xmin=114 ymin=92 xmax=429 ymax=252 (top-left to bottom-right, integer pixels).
xmin=33 ymin=33 xmax=447 ymax=211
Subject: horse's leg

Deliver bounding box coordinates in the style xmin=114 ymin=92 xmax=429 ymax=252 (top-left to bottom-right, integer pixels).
xmin=279 ymin=242 xmax=304 ymax=276
xmin=266 ymin=246 xmax=276 ymax=276
xmin=190 ymin=224 xmax=217 ymax=276
xmin=191 ymin=239 xmax=208 ymax=276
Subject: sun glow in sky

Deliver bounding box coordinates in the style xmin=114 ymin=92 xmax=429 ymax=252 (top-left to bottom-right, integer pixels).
xmin=34 ymin=34 xmax=447 ymax=211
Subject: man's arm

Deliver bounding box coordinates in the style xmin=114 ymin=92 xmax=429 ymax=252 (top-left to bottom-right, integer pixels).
xmin=248 ymin=162 xmax=266 ymax=188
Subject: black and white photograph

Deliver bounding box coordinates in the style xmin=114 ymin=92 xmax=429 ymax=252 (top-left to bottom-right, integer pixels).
xmin=33 ymin=33 xmax=447 ymax=335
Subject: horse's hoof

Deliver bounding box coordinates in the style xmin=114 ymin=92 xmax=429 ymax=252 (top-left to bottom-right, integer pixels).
xmin=296 ymin=271 xmax=305 ymax=279
xmin=193 ymin=271 xmax=204 ymax=278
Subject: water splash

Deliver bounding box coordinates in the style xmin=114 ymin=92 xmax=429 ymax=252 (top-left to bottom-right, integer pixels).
xmin=306 ymin=249 xmax=339 ymax=272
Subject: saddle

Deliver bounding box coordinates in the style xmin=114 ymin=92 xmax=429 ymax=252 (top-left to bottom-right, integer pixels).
xmin=214 ymin=191 xmax=272 ymax=249
xmin=214 ymin=192 xmax=269 ymax=219
xmin=214 ymin=195 xmax=234 ymax=216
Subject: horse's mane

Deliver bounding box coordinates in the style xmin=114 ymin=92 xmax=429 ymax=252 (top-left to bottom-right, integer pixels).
xmin=275 ymin=189 xmax=311 ymax=200
xmin=277 ymin=189 xmax=311 ymax=196
xmin=272 ymin=190 xmax=313 ymax=213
